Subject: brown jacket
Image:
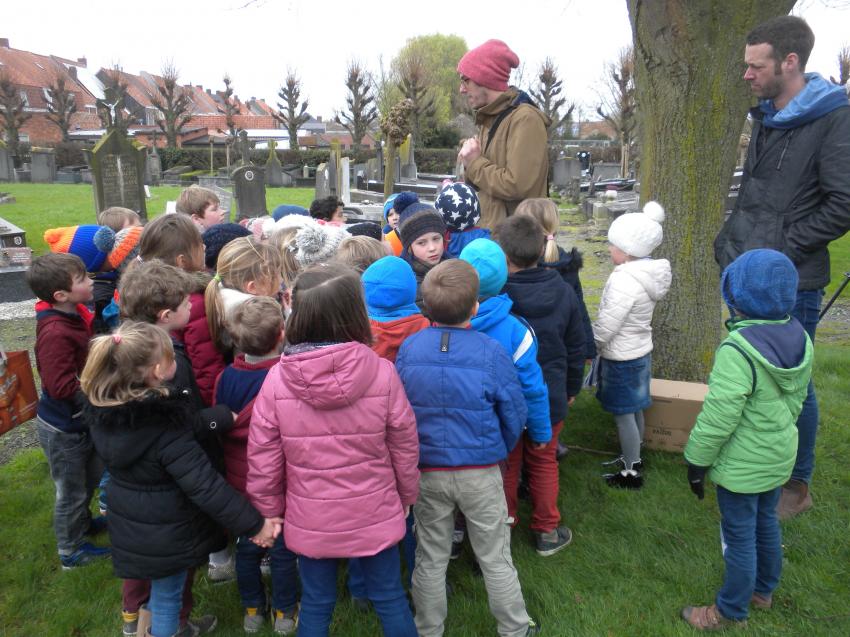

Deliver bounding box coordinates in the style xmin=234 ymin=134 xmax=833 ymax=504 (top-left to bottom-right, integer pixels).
xmin=465 ymin=89 xmax=551 ymax=229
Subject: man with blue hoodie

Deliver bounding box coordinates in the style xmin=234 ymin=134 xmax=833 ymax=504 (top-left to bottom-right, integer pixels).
xmin=714 ymin=15 xmax=850 ymax=520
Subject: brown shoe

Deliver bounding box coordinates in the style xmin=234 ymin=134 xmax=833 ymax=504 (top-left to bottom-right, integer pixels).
xmin=751 ymin=592 xmax=772 ymax=610
xmin=681 ymin=604 xmax=745 ymax=631
xmin=776 ymin=479 xmax=813 ymax=521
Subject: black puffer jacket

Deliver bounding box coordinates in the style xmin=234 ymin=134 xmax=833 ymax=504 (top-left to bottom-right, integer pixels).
xmin=715 ymin=105 xmax=850 ymax=291
xmin=540 ymin=246 xmax=596 ymax=359
xmin=86 ymin=391 xmax=263 ymax=580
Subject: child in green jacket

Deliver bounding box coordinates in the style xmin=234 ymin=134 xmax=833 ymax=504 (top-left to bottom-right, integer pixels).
xmin=681 ymin=249 xmax=813 ymax=631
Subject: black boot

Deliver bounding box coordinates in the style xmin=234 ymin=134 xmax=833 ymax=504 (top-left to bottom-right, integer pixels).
xmin=602 ymin=455 xmax=644 ymax=472
xmin=603 ymin=459 xmax=644 ymax=489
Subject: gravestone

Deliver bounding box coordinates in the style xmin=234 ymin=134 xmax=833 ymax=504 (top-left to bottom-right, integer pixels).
xmin=231 ymin=165 xmax=267 ymax=221
xmin=31 ymin=148 xmax=57 ymax=183
xmin=552 ymin=157 xmax=580 ymax=189
xmin=236 ymin=130 xmax=252 ymax=167
xmin=339 ymin=157 xmax=351 ymax=204
xmin=210 ymin=184 xmax=234 ymax=222
xmin=0 ymin=141 xmax=13 ymax=182
xmin=0 ymin=216 xmax=32 ymax=302
xmin=365 ymin=158 xmax=380 ymax=181
xmin=594 ymin=162 xmax=621 ymax=181
xmin=315 ymin=163 xmax=330 ymax=199
xmin=400 ymin=135 xmax=417 ymax=180
xmin=265 ymin=140 xmax=285 ymax=187
xmin=85 ymin=128 xmax=147 ymax=220
xmin=145 ymin=146 xmax=162 ymax=186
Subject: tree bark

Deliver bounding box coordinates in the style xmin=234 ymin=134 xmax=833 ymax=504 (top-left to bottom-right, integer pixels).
xmin=384 ymin=144 xmax=397 ymax=199
xmin=627 ymin=0 xmax=795 ymax=382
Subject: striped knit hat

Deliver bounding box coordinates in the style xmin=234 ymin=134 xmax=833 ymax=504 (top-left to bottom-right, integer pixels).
xmin=44 ymin=225 xmax=108 ymax=272
xmin=94 ymin=225 xmax=144 ymax=272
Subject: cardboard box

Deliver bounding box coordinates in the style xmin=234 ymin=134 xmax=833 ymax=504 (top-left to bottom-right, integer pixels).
xmin=643 ymin=378 xmax=709 ymax=452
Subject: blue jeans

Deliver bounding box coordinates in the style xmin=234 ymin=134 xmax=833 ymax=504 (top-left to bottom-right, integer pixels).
xmin=790 ymin=288 xmax=823 ymax=484
xmin=348 ymin=511 xmax=416 ymax=596
xmin=298 ymin=544 xmax=416 ymax=637
xmin=36 ymin=419 xmax=104 ymax=555
xmin=150 ymin=570 xmax=189 ymax=637
xmin=715 ymin=486 xmax=782 ymax=621
xmin=235 ymin=533 xmax=298 ymax=613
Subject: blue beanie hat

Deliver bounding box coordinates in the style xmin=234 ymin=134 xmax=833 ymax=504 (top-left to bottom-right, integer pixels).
xmin=362 ymin=256 xmax=421 ymax=321
xmin=383 ymin=193 xmax=400 ymax=223
xmin=721 ymin=249 xmax=798 ymax=320
xmin=272 ymin=204 xmax=308 ymax=222
xmin=202 ymin=223 xmax=252 ymax=269
xmin=435 ymin=183 xmax=481 ymax=232
xmin=459 ymin=238 xmax=507 ymax=297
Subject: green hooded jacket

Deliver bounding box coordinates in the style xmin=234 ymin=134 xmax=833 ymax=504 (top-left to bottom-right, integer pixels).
xmin=684 ymin=317 xmax=813 ymax=494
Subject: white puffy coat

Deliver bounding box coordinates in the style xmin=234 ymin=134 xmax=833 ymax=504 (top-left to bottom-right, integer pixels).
xmin=593 ymin=258 xmax=672 ymax=361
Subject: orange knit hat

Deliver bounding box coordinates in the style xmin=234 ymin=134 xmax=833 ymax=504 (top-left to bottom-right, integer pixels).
xmin=93 ymin=225 xmax=143 ymax=272
xmin=43 ymin=225 xmax=108 ymax=271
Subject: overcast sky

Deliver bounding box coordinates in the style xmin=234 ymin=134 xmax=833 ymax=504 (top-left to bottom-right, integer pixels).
xmin=6 ymin=0 xmax=849 ymax=118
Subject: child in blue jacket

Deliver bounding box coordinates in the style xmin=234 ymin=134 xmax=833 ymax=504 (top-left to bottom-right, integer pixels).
xmin=435 ymin=182 xmax=490 ymax=258
xmin=396 ymin=259 xmax=537 ymax=637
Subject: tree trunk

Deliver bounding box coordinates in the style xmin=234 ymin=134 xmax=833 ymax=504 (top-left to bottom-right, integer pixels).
xmin=627 ymin=0 xmax=794 ymax=382
xmin=384 ymin=144 xmax=397 ymax=199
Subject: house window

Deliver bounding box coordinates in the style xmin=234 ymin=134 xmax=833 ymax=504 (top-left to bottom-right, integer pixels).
xmin=19 ymin=90 xmax=29 ymax=107
xmin=43 ymin=87 xmax=53 ymax=105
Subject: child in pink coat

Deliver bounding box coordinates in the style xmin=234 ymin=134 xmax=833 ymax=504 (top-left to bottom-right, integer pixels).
xmin=247 ymin=263 xmax=420 ymax=637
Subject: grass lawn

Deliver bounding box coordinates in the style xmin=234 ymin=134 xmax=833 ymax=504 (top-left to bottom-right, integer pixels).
xmin=0 ymin=183 xmax=316 ymax=256
xmin=1 ymin=185 xmax=849 ymax=636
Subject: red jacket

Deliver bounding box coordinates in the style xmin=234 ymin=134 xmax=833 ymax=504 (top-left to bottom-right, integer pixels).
xmin=369 ymin=314 xmax=430 ymax=363
xmin=214 ymin=354 xmax=280 ymax=494
xmin=173 ymin=291 xmax=226 ymax=407
xmin=34 ymin=302 xmax=93 ymax=431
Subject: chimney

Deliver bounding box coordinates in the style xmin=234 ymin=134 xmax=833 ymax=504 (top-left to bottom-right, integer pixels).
xmin=68 ymin=66 xmax=78 ymax=79
xmin=206 ymin=88 xmax=212 ymax=95
xmin=0 ymin=38 xmax=9 ymax=48
xmin=77 ymin=56 xmax=87 ymax=67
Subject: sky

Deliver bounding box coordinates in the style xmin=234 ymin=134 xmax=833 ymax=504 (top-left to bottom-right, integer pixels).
xmin=6 ymin=0 xmax=850 ymax=119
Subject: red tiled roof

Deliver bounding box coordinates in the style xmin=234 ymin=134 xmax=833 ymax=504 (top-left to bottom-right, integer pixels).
xmin=0 ymin=45 xmax=96 ymax=110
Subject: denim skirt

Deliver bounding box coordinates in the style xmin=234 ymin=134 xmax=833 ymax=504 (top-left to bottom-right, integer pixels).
xmin=596 ymin=353 xmax=652 ymax=415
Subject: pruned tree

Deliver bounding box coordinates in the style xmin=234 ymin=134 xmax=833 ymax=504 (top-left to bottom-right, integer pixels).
xmin=221 ymin=74 xmax=239 ymax=138
xmin=274 ymin=72 xmax=310 ymax=150
xmin=335 ymin=61 xmax=378 ymax=154
xmin=380 ymin=98 xmax=414 ymax=198
xmin=529 ymin=57 xmax=574 ymax=141
xmin=597 ymin=46 xmax=637 ymax=179
xmin=397 ymin=54 xmax=437 ymax=145
xmin=45 ymin=76 xmax=77 ymax=142
xmin=627 ymin=0 xmax=796 ymax=382
xmin=830 ymin=45 xmax=850 ymax=85
xmin=96 ymin=67 xmax=140 ymax=135
xmin=150 ymin=62 xmax=193 ymax=147
xmin=0 ymin=71 xmax=32 ymax=161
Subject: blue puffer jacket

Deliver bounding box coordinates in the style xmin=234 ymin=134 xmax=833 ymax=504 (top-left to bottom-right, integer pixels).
xmin=396 ymin=326 xmax=527 ymax=468
xmin=446 ymin=227 xmax=491 ymax=258
xmin=471 ymin=295 xmax=551 ymax=442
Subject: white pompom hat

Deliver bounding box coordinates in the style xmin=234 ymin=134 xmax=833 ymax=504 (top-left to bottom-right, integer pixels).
xmin=607 ymin=200 xmax=665 ymax=258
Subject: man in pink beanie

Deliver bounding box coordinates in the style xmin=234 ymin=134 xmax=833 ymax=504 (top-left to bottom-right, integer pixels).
xmin=457 ymin=39 xmax=550 ymax=229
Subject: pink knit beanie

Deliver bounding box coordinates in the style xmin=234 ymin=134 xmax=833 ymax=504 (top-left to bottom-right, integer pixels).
xmin=457 ymin=40 xmax=520 ymax=92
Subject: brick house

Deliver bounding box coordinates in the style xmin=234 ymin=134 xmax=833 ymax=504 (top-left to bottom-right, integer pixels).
xmin=0 ymin=38 xmax=100 ymax=146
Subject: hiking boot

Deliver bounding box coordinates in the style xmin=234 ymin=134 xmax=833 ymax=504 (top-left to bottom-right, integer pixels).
xmin=555 ymin=440 xmax=569 ymax=461
xmin=450 ymin=528 xmax=465 ymax=560
xmin=604 ymin=466 xmax=644 ymax=490
xmin=526 ymin=618 xmax=541 ymax=635
xmin=207 ymin=558 xmax=235 ymax=583
xmin=60 ymin=542 xmax=111 ymax=569
xmin=751 ymin=592 xmax=772 ymax=610
xmin=183 ymin=615 xmax=217 ymax=635
xmin=777 ymin=479 xmax=812 ymax=520
xmin=681 ymin=604 xmax=745 ymax=631
xmin=243 ymin=607 xmax=266 ymax=633
xmin=122 ymin=610 xmax=139 ymax=636
xmin=534 ymin=526 xmax=573 ymax=557
xmin=272 ymin=605 xmax=299 ymax=635
xmin=86 ymin=515 xmax=108 ymax=536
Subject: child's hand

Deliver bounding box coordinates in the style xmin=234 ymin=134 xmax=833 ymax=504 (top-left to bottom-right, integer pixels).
xmin=687 ymin=464 xmax=708 ymax=500
xmin=567 ymin=396 xmax=576 ymax=406
xmin=251 ymin=517 xmax=283 ymax=547
xmin=403 ymin=505 xmax=411 ymax=518
xmin=531 ymin=441 xmax=548 ymax=450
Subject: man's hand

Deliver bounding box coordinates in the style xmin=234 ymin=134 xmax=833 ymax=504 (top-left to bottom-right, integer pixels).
xmin=458 ymin=137 xmax=482 ymax=168
xmin=687 ymin=464 xmax=708 ymax=500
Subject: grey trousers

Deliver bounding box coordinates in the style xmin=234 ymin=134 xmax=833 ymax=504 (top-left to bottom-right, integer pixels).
xmin=412 ymin=466 xmax=530 ymax=637
xmin=37 ymin=418 xmax=103 ymax=555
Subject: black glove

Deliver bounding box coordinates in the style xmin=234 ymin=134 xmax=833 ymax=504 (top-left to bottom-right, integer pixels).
xmin=687 ymin=463 xmax=708 ymax=500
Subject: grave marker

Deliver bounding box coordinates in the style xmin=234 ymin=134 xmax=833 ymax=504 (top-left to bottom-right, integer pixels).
xmin=0 ymin=141 xmax=15 ymax=182
xmin=232 ymin=165 xmax=267 ymax=220
xmin=265 ymin=140 xmax=285 ymax=187
xmin=85 ymin=129 xmax=147 ymax=220
xmin=31 ymin=148 xmax=57 ymax=183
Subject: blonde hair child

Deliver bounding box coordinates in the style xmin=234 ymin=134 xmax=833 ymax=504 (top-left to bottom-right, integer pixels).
xmin=81 ymin=322 xmax=278 ymax=637
xmin=205 ymin=236 xmax=283 ymax=353
xmin=514 ymin=198 xmax=559 ymax=263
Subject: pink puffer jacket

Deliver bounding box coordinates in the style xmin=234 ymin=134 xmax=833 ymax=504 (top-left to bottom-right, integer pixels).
xmin=247 ymin=342 xmax=420 ymax=558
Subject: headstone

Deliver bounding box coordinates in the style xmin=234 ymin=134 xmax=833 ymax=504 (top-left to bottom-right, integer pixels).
xmin=56 ymin=170 xmax=82 ymax=184
xmin=30 ymin=148 xmax=57 ymax=183
xmin=237 ymin=130 xmax=252 ymax=167
xmin=145 ymin=147 xmax=162 ymax=186
xmin=339 ymin=157 xmax=351 ymax=204
xmin=594 ymin=162 xmax=621 ymax=181
xmin=0 ymin=141 xmax=13 ymax=182
xmin=14 ymin=169 xmax=31 ymax=183
xmin=210 ymin=184 xmax=233 ymax=221
xmin=144 ymin=185 xmax=152 ymax=199
xmin=265 ymin=140 xmax=285 ymax=187
xmin=400 ymin=135 xmax=417 ymax=180
xmin=329 ymin=140 xmax=343 ymax=197
xmin=552 ymin=157 xmax=580 ymax=189
xmin=315 ymin=163 xmax=330 ymax=199
xmin=231 ymin=165 xmax=267 ymax=221
xmin=365 ymin=158 xmax=380 ymax=181
xmin=279 ymin=172 xmax=293 ymax=187
xmin=592 ymin=202 xmax=612 ymax=231
xmin=84 ymin=129 xmax=147 ymax=220
xmin=81 ymin=169 xmax=93 ymax=184
xmin=0 ymin=217 xmax=32 ymax=302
